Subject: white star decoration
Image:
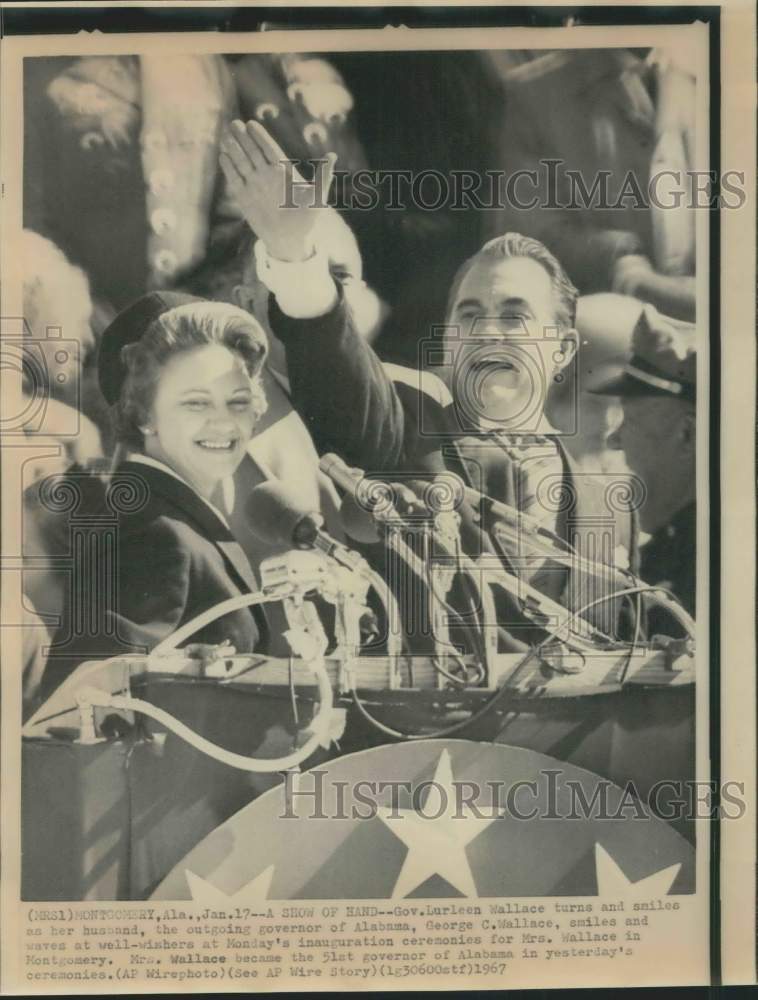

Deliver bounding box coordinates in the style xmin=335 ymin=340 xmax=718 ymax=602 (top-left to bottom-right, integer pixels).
xmin=185 ymin=864 xmax=275 ymax=904
xmin=594 ymin=843 xmax=681 ymax=896
xmin=377 ymin=749 xmax=501 ymax=898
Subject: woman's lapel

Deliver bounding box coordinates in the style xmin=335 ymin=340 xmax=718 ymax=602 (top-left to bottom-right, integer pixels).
xmin=119 ymin=461 xmax=259 ymax=593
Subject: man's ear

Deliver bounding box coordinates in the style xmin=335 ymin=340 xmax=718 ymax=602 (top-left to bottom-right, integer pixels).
xmin=555 ymin=328 xmax=578 ymax=371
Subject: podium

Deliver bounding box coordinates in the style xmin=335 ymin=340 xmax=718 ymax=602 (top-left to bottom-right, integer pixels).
xmin=22 ymin=647 xmax=695 ymax=900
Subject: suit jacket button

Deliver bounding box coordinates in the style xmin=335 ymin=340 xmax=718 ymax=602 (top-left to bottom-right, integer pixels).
xmin=303 ymin=121 xmax=328 ymax=147
xmin=81 ymin=131 xmax=105 ymax=151
xmin=149 ymin=169 xmax=174 ymax=195
xmin=151 ymin=208 xmax=177 ymax=235
xmin=143 ymin=128 xmax=167 ymax=151
xmin=256 ymin=102 xmax=279 ymax=121
xmin=153 ymin=249 xmax=178 ymax=276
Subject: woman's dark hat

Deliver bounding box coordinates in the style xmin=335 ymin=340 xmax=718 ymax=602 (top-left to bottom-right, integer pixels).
xmin=98 ymin=291 xmax=202 ymax=406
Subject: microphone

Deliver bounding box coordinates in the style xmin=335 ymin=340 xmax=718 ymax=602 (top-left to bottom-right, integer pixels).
xmin=245 ymin=480 xmax=362 ymax=569
xmin=246 ymin=480 xmax=395 ymax=654
xmin=318 ymin=452 xmax=365 ymax=496
xmin=319 ymin=452 xmax=415 ymax=509
xmin=339 ymin=483 xmax=433 ymax=544
xmin=320 ymin=453 xmax=432 ymax=542
xmin=340 ymin=493 xmax=381 ymax=544
xmin=323 ymin=454 xmax=579 ymax=578
xmin=451 ymin=480 xmax=572 ymax=555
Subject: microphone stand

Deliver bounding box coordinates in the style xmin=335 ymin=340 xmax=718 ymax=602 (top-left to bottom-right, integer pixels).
xmin=261 ymin=543 xmax=403 ymax=691
xmin=472 ymin=554 xmax=622 ymax=654
xmin=68 ymin=570 xmax=338 ymax=773
xmin=429 ymin=510 xmax=499 ymax=687
xmin=320 ymin=454 xmax=498 ymax=685
xmin=382 ymin=508 xmax=493 ymax=687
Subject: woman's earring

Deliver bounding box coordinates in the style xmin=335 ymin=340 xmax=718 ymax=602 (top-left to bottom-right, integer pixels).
xmin=140 ymin=426 xmax=155 ymax=436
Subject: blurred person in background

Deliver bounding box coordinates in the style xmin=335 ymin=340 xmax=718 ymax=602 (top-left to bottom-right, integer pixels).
xmin=327 ymin=50 xmax=500 ymax=363
xmin=23 ymin=52 xmax=366 ymax=314
xmin=19 ymin=232 xmax=108 ymax=676
xmin=21 ymin=229 xmax=109 ymax=458
xmin=545 ymin=292 xmax=648 ymax=573
xmin=23 ymin=54 xmax=235 ymax=312
xmin=592 ymin=305 xmax=697 ymax=614
xmin=546 ymin=292 xmax=644 ymax=475
xmin=484 ymin=47 xmax=697 ymax=322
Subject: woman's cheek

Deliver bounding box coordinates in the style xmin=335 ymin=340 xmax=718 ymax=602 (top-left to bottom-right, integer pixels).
xmin=240 ymin=411 xmax=259 ymax=440
xmin=178 ymin=410 xmax=202 ymax=434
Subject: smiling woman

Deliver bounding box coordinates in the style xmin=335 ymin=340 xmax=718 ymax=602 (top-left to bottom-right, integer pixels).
xmin=36 ymin=293 xmax=271 ymax=702
xmin=116 ymin=299 xmax=268 ymax=497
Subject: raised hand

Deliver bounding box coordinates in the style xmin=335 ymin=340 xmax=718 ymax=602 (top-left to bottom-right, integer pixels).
xmin=220 ymin=118 xmax=337 ymax=262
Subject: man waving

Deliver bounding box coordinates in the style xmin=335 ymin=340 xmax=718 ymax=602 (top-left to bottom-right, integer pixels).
xmin=220 ymin=119 xmax=642 ymax=648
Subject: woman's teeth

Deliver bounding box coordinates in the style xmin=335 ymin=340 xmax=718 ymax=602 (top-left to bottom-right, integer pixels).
xmin=197 ymin=440 xmax=234 ymax=451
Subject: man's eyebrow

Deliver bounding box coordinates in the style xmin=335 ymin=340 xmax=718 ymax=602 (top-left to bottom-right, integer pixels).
xmin=497 ymin=297 xmax=533 ymax=314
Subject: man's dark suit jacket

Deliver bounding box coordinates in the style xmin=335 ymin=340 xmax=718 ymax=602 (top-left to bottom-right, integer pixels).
xmin=270 ymin=292 xmax=638 ymax=649
xmin=39 ymin=461 xmax=267 ymax=700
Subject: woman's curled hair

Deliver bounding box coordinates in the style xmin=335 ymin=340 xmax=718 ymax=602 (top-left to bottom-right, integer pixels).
xmin=116 ymin=301 xmax=268 ymax=450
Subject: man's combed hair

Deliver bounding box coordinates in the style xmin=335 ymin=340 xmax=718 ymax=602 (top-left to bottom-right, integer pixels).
xmin=445 ymin=232 xmax=579 ymax=330
xmin=116 ymin=301 xmax=268 ymax=450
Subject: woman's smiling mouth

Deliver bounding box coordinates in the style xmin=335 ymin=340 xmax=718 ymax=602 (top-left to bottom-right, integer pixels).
xmin=196 ymin=439 xmax=237 ymax=452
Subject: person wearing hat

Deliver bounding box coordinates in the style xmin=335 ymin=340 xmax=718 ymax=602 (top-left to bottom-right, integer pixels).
xmin=37 ymin=292 xmax=271 ymax=701
xmin=545 ymin=292 xmax=649 ymax=575
xmin=592 ymin=304 xmax=697 ymax=616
